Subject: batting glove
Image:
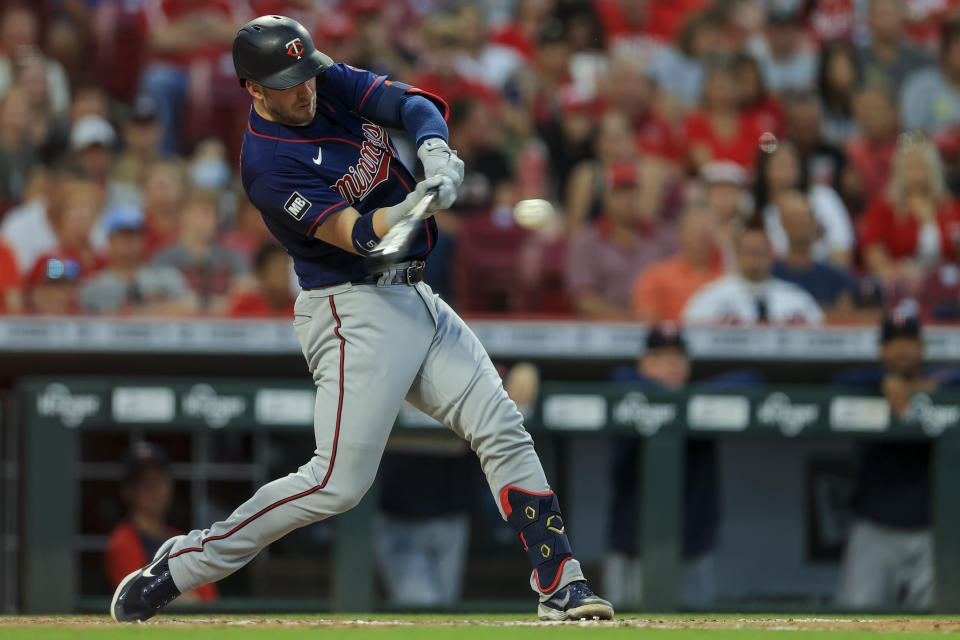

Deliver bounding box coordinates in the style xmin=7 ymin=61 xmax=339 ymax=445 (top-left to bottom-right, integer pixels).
xmin=415 ymin=174 xmax=457 ymax=211
xmin=418 ymin=138 xmax=464 ymax=187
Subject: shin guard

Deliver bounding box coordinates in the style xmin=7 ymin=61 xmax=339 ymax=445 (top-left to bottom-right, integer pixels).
xmin=500 ymin=486 xmax=572 ymax=593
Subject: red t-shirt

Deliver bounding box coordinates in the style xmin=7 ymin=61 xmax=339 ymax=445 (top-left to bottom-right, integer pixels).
xmin=0 ymin=240 xmax=19 ymax=313
xmin=683 ymin=111 xmax=765 ymax=169
xmin=860 ymin=196 xmax=960 ymax=261
xmin=228 ymin=291 xmax=294 ymax=317
xmin=104 ymin=521 xmax=218 ymax=602
xmin=593 ymin=0 xmax=709 ymax=42
xmin=634 ymin=110 xmax=681 ymax=161
xmin=845 ymin=138 xmax=896 ymax=203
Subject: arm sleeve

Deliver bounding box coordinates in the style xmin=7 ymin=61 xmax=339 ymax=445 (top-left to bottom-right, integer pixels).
xmin=323 ymin=64 xmax=449 ymax=144
xmin=248 ymin=169 xmax=350 ymax=238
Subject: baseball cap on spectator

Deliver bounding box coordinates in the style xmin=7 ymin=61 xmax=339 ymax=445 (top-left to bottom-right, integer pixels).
xmin=701 ymin=161 xmax=748 ymax=187
xmin=70 ymin=115 xmax=117 ymax=151
xmin=104 ymin=203 xmax=145 ymax=235
xmin=123 ymin=441 xmax=170 ymax=485
xmin=880 ymin=308 xmax=922 ymax=343
xmin=130 ymin=94 xmax=158 ymax=123
xmin=25 ymin=256 xmax=82 ymax=287
xmin=646 ymin=323 xmax=687 ymax=352
xmin=607 ymin=163 xmax=640 ymax=189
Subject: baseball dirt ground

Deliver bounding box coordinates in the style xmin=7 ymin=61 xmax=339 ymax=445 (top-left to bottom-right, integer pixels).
xmin=3 ymin=615 xmax=960 ymax=639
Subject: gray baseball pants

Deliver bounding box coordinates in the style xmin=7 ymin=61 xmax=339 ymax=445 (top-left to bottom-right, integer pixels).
xmin=167 ymin=278 xmax=584 ymax=597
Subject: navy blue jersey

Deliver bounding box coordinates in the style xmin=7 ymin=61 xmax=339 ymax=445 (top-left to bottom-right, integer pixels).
xmin=240 ymin=64 xmax=440 ymax=288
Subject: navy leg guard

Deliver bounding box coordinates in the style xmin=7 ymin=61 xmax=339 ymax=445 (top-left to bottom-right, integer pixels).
xmin=500 ymin=486 xmax=572 ymax=593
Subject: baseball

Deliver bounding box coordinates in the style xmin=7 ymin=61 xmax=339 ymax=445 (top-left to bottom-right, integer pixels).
xmin=758 ymin=132 xmax=779 ymax=154
xmin=513 ymin=199 xmax=555 ymax=229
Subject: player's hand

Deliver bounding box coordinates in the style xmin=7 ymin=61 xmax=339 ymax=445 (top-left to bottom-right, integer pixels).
xmin=415 ymin=174 xmax=457 ymax=212
xmin=418 ymin=138 xmax=464 ymax=187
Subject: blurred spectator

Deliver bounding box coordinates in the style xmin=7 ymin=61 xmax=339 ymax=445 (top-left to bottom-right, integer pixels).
xmin=36 ymin=175 xmax=106 ymax=275
xmin=632 ymin=204 xmax=722 ymax=323
xmin=0 ymin=86 xmax=38 ymax=205
xmin=752 ymin=7 xmax=816 ymax=93
xmin=489 ymin=0 xmax=557 ymax=62
xmin=783 ymin=91 xmax=847 ymax=190
xmin=858 ymin=0 xmax=932 ymax=93
xmin=104 ymin=442 xmax=217 ymax=602
xmin=70 ymin=114 xmax=117 ymax=194
xmin=701 ymin=161 xmax=749 ymax=269
xmin=448 ymin=99 xmax=514 ymax=213
xmin=0 ymin=166 xmax=56 ymax=271
xmin=770 ymin=190 xmax=856 ymax=316
xmin=222 ymin=192 xmax=271 ymax=261
xmin=844 ymin=88 xmax=899 ymax=212
xmin=816 ymin=41 xmax=861 ymax=146
xmin=835 ymin=309 xmax=960 ymax=610
xmin=44 ymin=13 xmax=90 ymax=92
xmin=683 ymin=62 xmax=765 ymax=171
xmin=596 ymin=0 xmax=710 ymax=49
xmin=39 ymin=84 xmax=110 ymax=167
xmin=24 ymin=255 xmax=81 ymax=315
xmin=565 ymin=163 xmax=677 ymax=317
xmin=900 ymin=22 xmax=960 ymax=135
xmin=756 ymin=140 xmax=853 ymax=266
xmin=81 ymin=204 xmax=194 ymax=315
xmin=0 ymin=237 xmax=20 ymax=313
xmin=604 ymin=325 xmax=719 ymax=609
xmin=449 ymin=3 xmax=524 ymax=91
xmin=683 ymin=221 xmax=824 ymax=325
xmin=652 ymin=10 xmax=725 ymax=108
xmin=141 ymin=159 xmax=188 ymax=257
xmin=565 ymin=110 xmax=638 ymax=227
xmin=860 ymin=136 xmax=960 ymax=294
xmin=228 ymin=243 xmax=294 ymax=318
xmin=0 ymin=6 xmax=70 ymax=117
xmin=411 ymin=15 xmax=501 ymax=108
xmin=187 ymin=137 xmax=231 ymax=192
xmin=152 ymin=189 xmax=248 ymax=313
xmin=603 ymin=53 xmax=681 ymax=164
xmin=136 ymin=1 xmax=242 ymax=154
xmin=733 ymin=52 xmax=784 ymax=137
xmin=113 ymin=95 xmax=164 ymax=189
xmin=920 ymin=260 xmax=960 ymax=320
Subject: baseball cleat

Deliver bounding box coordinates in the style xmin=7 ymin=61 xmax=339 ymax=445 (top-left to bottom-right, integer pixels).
xmin=537 ymin=580 xmax=614 ymax=621
xmin=110 ymin=535 xmax=183 ymax=622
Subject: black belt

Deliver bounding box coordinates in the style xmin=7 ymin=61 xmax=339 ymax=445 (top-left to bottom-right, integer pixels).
xmin=351 ymin=260 xmax=425 ymax=286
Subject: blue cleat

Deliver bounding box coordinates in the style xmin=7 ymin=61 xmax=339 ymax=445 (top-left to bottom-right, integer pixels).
xmin=110 ymin=535 xmax=183 ymax=622
xmin=537 ymin=580 xmax=614 ymax=621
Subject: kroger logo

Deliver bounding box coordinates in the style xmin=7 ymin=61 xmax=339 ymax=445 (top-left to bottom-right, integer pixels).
xmin=612 ymin=392 xmax=677 ymax=436
xmin=756 ymin=392 xmax=819 ymax=437
xmin=36 ymin=383 xmax=100 ymax=428
xmin=182 ymin=384 xmax=246 ymax=428
xmin=907 ymin=394 xmax=960 ymax=437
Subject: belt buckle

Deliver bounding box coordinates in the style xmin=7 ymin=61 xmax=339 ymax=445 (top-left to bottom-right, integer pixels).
xmin=405 ymin=262 xmax=424 ymax=285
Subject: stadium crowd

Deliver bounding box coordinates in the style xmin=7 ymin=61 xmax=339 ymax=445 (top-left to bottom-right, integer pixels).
xmin=1 ymin=0 xmax=960 ymax=322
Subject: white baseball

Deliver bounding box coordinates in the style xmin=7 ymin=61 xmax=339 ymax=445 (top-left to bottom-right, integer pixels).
xmin=513 ymin=199 xmax=555 ymax=229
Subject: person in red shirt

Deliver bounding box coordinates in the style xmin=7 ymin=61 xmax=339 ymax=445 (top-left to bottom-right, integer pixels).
xmin=488 ymin=0 xmax=556 ymax=61
xmin=733 ymin=52 xmax=784 ymax=138
xmin=228 ymin=243 xmax=295 ymax=318
xmin=104 ymin=442 xmax=218 ymax=603
xmin=861 ymin=137 xmax=960 ymax=295
xmin=683 ymin=62 xmax=765 ymax=172
xmin=0 ymin=238 xmax=21 ymax=313
xmin=140 ymin=159 xmax=187 ymax=259
xmin=844 ymin=88 xmax=899 ymax=214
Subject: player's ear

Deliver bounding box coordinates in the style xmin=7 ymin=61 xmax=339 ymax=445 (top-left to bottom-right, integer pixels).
xmin=245 ymin=80 xmax=264 ymax=100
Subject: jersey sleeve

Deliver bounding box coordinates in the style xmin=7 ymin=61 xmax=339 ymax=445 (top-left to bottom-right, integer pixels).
xmin=248 ymin=169 xmax=350 ymax=237
xmin=323 ymin=63 xmax=449 ymax=126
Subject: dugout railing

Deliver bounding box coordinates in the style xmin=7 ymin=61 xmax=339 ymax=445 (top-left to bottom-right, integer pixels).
xmin=14 ymin=377 xmax=960 ymax=613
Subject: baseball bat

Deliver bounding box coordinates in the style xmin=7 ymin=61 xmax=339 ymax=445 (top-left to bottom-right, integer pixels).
xmin=364 ymin=186 xmax=438 ymax=274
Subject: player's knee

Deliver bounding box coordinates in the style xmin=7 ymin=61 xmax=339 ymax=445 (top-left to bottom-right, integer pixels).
xmin=328 ymin=481 xmax=372 ymax=513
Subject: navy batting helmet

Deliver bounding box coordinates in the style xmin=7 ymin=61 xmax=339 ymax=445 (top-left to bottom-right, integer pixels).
xmin=233 ymin=15 xmax=333 ymax=90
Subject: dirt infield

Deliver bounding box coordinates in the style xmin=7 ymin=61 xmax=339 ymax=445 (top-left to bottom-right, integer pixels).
xmin=2 ymin=616 xmax=960 ymax=632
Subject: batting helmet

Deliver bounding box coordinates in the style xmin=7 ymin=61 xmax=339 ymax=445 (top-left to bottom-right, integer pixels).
xmin=233 ymin=15 xmax=333 ymax=90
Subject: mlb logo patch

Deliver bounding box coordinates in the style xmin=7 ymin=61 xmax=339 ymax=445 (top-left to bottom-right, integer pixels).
xmin=284 ymin=192 xmax=312 ymax=220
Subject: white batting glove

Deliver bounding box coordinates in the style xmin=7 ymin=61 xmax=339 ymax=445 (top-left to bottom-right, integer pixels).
xmin=417 ymin=138 xmax=465 ymax=187
xmin=415 ymin=174 xmax=457 ymax=212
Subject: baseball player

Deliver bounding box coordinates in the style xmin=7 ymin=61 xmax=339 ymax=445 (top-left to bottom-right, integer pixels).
xmin=111 ymin=15 xmax=612 ymax=622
